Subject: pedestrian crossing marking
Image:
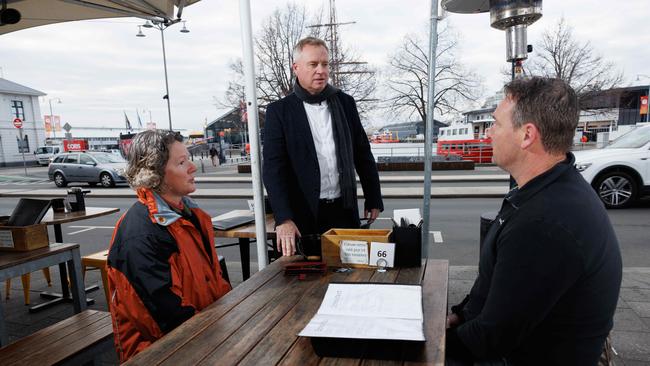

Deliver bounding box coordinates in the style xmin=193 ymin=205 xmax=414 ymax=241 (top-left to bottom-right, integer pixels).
xmin=430 ymin=231 xmax=443 ymax=243
xmin=67 ymin=226 xmax=116 ymax=235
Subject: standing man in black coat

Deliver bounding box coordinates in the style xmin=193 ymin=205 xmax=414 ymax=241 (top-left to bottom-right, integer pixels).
xmin=263 ymin=37 xmax=383 ymax=257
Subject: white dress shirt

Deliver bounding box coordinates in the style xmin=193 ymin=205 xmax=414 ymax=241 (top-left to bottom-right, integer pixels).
xmin=303 ymin=101 xmax=341 ymax=199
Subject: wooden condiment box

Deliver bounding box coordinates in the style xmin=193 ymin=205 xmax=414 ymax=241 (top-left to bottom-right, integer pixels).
xmin=321 ymin=228 xmax=392 ymax=268
xmin=0 ymin=217 xmax=49 ymax=251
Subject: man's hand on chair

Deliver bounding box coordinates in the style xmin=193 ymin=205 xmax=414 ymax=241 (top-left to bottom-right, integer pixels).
xmin=276 ymin=219 xmax=301 ymax=256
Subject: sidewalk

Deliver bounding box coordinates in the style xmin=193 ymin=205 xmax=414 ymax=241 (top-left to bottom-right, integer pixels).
xmin=3 ymin=263 xmax=648 ymax=365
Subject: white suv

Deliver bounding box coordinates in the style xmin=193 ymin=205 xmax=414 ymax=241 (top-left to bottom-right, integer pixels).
xmin=573 ymin=124 xmax=650 ymax=208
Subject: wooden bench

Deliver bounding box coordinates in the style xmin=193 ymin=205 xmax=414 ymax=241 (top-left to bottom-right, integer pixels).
xmin=0 ymin=309 xmax=114 ymax=366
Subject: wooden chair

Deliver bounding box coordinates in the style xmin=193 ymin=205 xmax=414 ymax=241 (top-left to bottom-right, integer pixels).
xmin=81 ymin=250 xmax=110 ymax=305
xmin=81 ymin=249 xmax=230 ymax=306
xmin=4 ymin=268 xmax=52 ymax=305
xmin=0 ymin=309 xmax=114 ymax=366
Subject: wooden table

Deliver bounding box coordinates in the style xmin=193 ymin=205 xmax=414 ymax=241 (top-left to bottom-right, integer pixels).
xmin=126 ymin=258 xmax=449 ymax=365
xmin=213 ymin=209 xmax=276 ymax=281
xmin=30 ymin=207 xmax=120 ymax=312
xmin=0 ymin=243 xmax=86 ymax=346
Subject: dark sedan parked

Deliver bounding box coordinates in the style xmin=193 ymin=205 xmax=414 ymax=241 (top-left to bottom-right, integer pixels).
xmin=48 ymin=151 xmax=128 ymax=188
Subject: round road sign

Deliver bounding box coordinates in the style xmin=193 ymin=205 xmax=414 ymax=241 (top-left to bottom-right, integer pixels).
xmin=13 ymin=118 xmax=23 ymax=128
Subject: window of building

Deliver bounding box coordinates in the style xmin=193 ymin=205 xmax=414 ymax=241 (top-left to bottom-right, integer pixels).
xmin=11 ymin=100 xmax=25 ymax=120
xmin=16 ymin=135 xmax=30 ymax=153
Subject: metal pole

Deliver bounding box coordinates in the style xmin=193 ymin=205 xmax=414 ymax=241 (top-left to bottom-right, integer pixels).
xmin=160 ymin=25 xmax=173 ymax=131
xmin=422 ymin=0 xmax=439 ymax=259
xmin=48 ymin=99 xmax=56 ymax=139
xmin=19 ymin=127 xmax=27 ymax=176
xmin=240 ymin=0 xmax=269 ymax=271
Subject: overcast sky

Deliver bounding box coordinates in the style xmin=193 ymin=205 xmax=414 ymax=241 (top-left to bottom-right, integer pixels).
xmin=0 ymin=0 xmax=647 ymax=131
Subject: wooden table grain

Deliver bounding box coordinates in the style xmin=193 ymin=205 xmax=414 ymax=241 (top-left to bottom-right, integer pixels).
xmin=126 ymin=258 xmax=449 ymax=366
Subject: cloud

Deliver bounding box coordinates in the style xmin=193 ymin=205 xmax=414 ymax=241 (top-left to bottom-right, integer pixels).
xmin=0 ymin=0 xmax=646 ymax=130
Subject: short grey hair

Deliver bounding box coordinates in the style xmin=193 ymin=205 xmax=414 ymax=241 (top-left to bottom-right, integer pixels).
xmin=293 ymin=37 xmax=328 ymax=63
xmin=125 ymin=130 xmax=183 ymax=191
xmin=504 ymin=77 xmax=579 ymax=154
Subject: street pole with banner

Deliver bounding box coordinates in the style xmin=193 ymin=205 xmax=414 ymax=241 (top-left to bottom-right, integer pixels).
xmin=13 ymin=118 xmax=27 ymax=175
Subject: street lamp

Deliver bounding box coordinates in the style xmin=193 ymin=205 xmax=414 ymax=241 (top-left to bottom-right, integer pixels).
xmin=136 ymin=19 xmax=189 ymax=131
xmin=636 ymin=74 xmax=650 ymax=123
xmin=48 ymin=98 xmax=61 ymax=140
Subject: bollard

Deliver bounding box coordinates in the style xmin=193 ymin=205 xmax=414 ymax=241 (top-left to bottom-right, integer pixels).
xmin=200 ymin=159 xmax=205 ymax=173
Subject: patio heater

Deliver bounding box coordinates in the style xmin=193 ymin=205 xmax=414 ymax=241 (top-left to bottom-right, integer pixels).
xmin=441 ymin=0 xmax=543 ymax=250
xmin=441 ymin=0 xmax=542 ymax=78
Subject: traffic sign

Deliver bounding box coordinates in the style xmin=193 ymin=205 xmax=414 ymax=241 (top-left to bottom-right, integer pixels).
xmin=13 ymin=118 xmax=23 ymax=128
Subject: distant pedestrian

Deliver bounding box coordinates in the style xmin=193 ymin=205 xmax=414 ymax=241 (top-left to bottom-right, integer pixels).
xmin=209 ymin=146 xmax=218 ymax=167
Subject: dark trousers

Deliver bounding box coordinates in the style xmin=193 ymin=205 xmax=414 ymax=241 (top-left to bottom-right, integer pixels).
xmin=316 ymin=197 xmax=358 ymax=234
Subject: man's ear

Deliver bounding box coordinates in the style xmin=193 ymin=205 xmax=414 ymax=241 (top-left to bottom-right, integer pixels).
xmin=520 ymin=122 xmax=539 ymax=150
xmin=292 ymin=63 xmax=298 ymax=73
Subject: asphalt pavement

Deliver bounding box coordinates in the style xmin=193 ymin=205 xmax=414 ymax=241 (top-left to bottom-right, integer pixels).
xmin=0 ymin=159 xmax=648 ymax=364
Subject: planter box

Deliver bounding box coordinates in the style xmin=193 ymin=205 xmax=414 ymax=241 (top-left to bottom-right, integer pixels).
xmin=321 ymin=228 xmax=392 ymax=268
xmin=375 ymin=160 xmax=474 ymax=171
xmin=238 ymin=164 xmax=251 ymax=173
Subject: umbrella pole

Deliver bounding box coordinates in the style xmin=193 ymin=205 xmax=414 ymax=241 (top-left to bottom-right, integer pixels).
xmin=239 ymin=0 xmax=269 ymax=271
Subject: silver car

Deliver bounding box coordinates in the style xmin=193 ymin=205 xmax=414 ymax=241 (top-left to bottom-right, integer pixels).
xmin=48 ymin=151 xmax=128 ymax=188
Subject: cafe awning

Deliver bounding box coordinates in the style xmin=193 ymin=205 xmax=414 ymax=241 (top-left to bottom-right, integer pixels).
xmin=0 ymin=0 xmax=200 ymax=35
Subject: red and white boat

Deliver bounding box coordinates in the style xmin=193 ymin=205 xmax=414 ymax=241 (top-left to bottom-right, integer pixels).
xmin=370 ymin=129 xmax=400 ymax=143
xmin=436 ymin=119 xmax=493 ymax=163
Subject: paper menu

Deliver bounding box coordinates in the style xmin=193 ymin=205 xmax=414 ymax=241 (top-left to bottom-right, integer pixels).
xmin=298 ymin=283 xmax=425 ymax=341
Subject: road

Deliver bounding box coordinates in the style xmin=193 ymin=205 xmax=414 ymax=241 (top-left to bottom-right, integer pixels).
xmin=1 ymin=195 xmax=648 ymax=267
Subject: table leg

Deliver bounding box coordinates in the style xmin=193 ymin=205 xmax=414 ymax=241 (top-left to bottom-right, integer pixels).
xmin=54 ymin=223 xmax=63 ymax=243
xmin=240 ymin=238 xmax=250 ymax=281
xmin=0 ymin=301 xmax=7 ymax=347
xmin=67 ymin=247 xmax=87 ymax=313
xmin=29 ymin=225 xmax=94 ymax=313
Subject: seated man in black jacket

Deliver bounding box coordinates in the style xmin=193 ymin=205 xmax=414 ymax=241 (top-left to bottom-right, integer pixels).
xmin=446 ymin=77 xmax=622 ymax=365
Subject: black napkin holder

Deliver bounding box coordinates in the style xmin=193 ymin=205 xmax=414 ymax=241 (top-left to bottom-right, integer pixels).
xmin=391 ymin=226 xmax=422 ymax=267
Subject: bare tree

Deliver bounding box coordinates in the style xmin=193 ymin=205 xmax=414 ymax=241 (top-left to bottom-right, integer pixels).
xmin=527 ymin=18 xmax=624 ymax=96
xmin=215 ymin=58 xmax=246 ymax=110
xmin=384 ymin=24 xmax=482 ymax=125
xmin=218 ymin=2 xmax=377 ymax=115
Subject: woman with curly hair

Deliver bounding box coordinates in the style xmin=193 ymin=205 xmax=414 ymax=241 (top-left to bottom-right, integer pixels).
xmin=106 ymin=130 xmax=231 ymax=362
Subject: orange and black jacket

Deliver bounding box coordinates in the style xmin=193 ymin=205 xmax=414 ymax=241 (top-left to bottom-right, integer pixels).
xmin=106 ymin=188 xmax=231 ymax=362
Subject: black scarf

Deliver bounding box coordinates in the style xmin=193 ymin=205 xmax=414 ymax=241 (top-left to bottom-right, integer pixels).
xmin=294 ymin=81 xmax=356 ymax=210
